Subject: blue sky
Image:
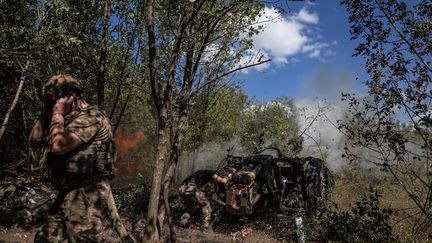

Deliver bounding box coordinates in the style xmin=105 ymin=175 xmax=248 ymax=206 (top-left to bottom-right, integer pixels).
xmin=232 ymin=1 xmax=369 ymax=170
xmin=240 ymin=1 xmax=367 ymax=103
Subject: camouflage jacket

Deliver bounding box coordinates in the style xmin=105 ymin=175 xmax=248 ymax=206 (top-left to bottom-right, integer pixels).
xmin=46 ymin=105 xmax=114 ymax=189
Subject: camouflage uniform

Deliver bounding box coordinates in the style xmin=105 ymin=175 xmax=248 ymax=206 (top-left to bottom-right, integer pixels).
xmin=178 ymin=184 xmax=212 ymax=228
xmin=178 ymin=170 xmax=217 ymax=229
xmin=35 ymin=97 xmax=129 ymax=242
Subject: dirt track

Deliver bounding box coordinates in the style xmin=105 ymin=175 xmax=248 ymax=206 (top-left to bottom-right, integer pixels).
xmin=0 ymin=224 xmax=279 ymax=243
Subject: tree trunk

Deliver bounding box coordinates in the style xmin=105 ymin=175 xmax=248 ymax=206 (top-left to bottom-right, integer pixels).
xmin=112 ymin=91 xmax=130 ymax=135
xmin=0 ymin=60 xmax=29 ymax=141
xmin=144 ymin=0 xmax=187 ymax=240
xmin=144 ymin=106 xmax=169 ymax=242
xmin=97 ymin=0 xmax=111 ymax=109
xmin=160 ymin=105 xmax=189 ymax=243
xmin=159 ymin=16 xmax=196 ymax=237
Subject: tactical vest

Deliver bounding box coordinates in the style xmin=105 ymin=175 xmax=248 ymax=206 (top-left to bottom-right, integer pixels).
xmin=43 ymin=106 xmax=117 ymax=186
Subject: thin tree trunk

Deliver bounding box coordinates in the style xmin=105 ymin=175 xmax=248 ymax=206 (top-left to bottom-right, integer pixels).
xmin=161 ymin=106 xmax=189 ymax=243
xmin=0 ymin=60 xmax=29 ymax=141
xmin=191 ymin=149 xmax=198 ymax=173
xmin=112 ymin=91 xmax=131 ymax=135
xmin=109 ymin=81 xmax=123 ymax=121
xmin=97 ymin=0 xmax=111 ymax=109
xmin=144 ymin=1 xmax=188 ymax=241
xmin=143 ymin=0 xmax=162 ymax=240
xmin=144 ymin=107 xmax=169 ymax=242
xmin=159 ymin=14 xmax=197 ymax=239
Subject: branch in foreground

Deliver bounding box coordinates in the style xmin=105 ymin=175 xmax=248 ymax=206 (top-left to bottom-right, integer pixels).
xmin=190 ymin=59 xmax=271 ymax=99
xmin=0 ymin=60 xmax=30 ymax=141
xmin=374 ymin=0 xmax=432 ymax=73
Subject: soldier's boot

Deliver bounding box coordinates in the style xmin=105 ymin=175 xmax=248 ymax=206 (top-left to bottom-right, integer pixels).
xmin=120 ymin=233 xmax=137 ymax=243
xmin=203 ymin=220 xmax=210 ymax=229
xmin=180 ymin=212 xmax=191 ymax=226
xmin=202 ymin=204 xmax=212 ymax=230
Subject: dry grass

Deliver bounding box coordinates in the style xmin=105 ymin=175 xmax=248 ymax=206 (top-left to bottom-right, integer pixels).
xmin=331 ymin=170 xmax=431 ymax=242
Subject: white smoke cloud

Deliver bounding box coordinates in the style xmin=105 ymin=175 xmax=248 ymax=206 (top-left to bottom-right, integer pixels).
xmin=295 ymin=99 xmax=347 ymax=171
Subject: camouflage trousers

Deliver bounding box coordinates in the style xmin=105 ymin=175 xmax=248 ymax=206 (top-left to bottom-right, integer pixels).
xmin=178 ymin=184 xmax=212 ymax=228
xmin=34 ymin=180 xmax=129 ymax=243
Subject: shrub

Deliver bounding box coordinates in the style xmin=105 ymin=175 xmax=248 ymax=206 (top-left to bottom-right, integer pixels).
xmin=322 ymin=187 xmax=398 ymax=242
xmin=112 ymin=184 xmax=150 ymax=217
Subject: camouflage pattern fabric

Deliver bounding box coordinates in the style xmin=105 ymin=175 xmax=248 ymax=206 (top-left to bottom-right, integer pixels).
xmin=36 ymin=104 xmax=131 ymax=242
xmin=34 ymin=180 xmax=129 ymax=242
xmin=42 ymin=74 xmax=83 ymax=103
xmin=46 ymin=105 xmax=112 ymax=179
xmin=178 ymin=184 xmax=212 ymax=228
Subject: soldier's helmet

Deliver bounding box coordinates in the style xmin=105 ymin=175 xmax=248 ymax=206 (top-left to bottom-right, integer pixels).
xmin=42 ymin=74 xmax=83 ymax=104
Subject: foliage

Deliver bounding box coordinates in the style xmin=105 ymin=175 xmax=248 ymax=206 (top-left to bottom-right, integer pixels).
xmin=340 ymin=0 xmax=432 ymax=232
xmin=185 ymin=82 xmax=247 ymax=151
xmin=0 ymin=1 xmax=41 ymax=167
xmin=321 ymin=188 xmax=398 ymax=242
xmin=112 ymin=184 xmax=151 ymax=218
xmin=240 ymin=97 xmax=301 ymax=156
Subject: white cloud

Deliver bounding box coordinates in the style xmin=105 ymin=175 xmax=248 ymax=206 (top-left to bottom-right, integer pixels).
xmin=302 ymin=42 xmax=329 ymax=53
xmin=236 ymin=49 xmax=271 ymax=74
xmin=253 ymin=15 xmax=308 ymax=64
xmin=308 ymin=49 xmax=320 ymax=58
xmin=290 ymin=57 xmax=301 ymax=63
xmin=249 ymin=6 xmax=334 ymax=70
xmin=295 ymin=8 xmax=319 ymax=24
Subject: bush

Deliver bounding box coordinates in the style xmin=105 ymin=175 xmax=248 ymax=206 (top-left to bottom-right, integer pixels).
xmin=112 ymin=184 xmax=151 ymax=218
xmin=321 ymin=187 xmax=398 ymax=242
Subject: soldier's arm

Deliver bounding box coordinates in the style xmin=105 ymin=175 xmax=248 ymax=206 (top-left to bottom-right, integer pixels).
xmin=29 ymin=120 xmax=47 ymax=148
xmin=29 ymin=105 xmax=52 ymax=148
xmin=212 ymin=171 xmax=235 ymax=185
xmin=49 ymin=96 xmax=83 ymax=155
xmin=50 ymin=113 xmax=83 ymax=155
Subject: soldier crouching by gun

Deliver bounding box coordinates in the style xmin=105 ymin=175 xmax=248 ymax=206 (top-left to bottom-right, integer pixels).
xmin=29 ymin=74 xmax=135 ymax=242
xmin=178 ymin=168 xmax=236 ymax=230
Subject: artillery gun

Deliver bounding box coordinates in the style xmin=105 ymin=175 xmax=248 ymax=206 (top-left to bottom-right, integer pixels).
xmin=218 ymin=148 xmax=328 ymax=215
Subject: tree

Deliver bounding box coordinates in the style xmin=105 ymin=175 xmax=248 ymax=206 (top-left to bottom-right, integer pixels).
xmin=341 ymin=0 xmax=432 ymax=233
xmin=240 ymin=97 xmax=301 ymax=156
xmin=142 ymin=0 xmax=268 ymax=241
xmin=185 ymin=81 xmax=247 ymax=151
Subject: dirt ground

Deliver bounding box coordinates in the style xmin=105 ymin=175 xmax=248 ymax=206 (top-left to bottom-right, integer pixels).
xmin=0 ymin=223 xmax=279 ymax=243
xmin=175 ymin=226 xmax=278 ymax=243
xmin=0 ymin=227 xmax=35 ymax=243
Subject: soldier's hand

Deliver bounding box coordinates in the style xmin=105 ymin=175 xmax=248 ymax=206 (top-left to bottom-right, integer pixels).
xmin=228 ymin=167 xmax=236 ymax=174
xmin=53 ymin=95 xmax=75 ymax=115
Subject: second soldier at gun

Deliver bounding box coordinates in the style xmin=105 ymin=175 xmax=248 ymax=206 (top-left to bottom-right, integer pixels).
xmin=178 ymin=168 xmax=235 ymax=229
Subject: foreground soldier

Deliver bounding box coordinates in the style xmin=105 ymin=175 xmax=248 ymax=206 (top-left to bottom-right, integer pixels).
xmin=29 ymin=74 xmax=134 ymax=242
xmin=178 ymin=169 xmax=235 ymax=229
